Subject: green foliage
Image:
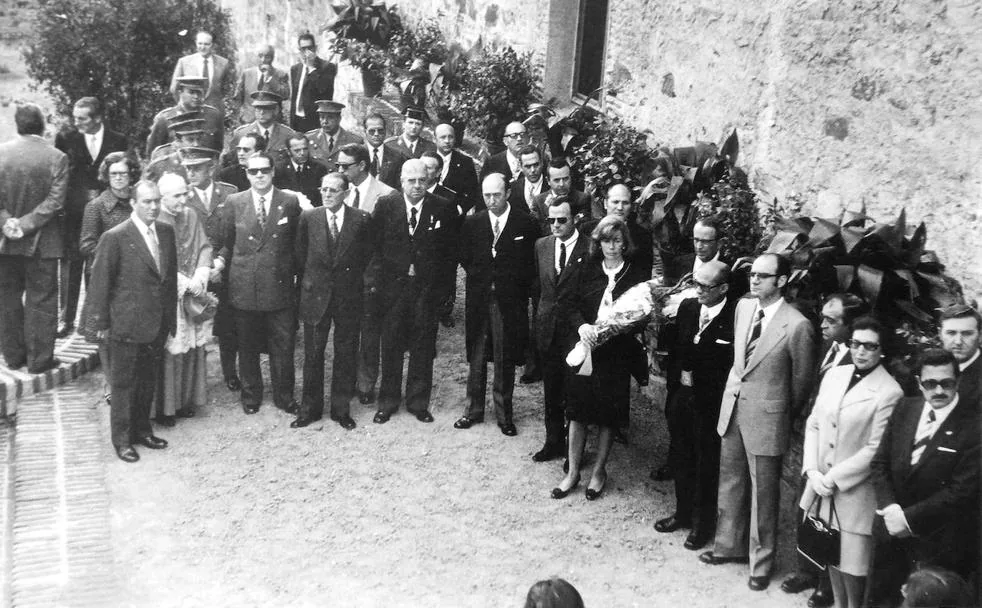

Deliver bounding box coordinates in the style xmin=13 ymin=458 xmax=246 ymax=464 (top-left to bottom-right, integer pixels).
xmin=23 ymin=0 xmax=235 ymax=145
xmin=329 ymin=0 xmax=402 ymax=48
xmin=694 ymin=174 xmax=762 ymax=261
xmin=385 ymin=19 xmax=448 ymax=84
xmin=568 ymin=112 xmax=653 ymax=202
xmin=448 ymin=46 xmax=538 ymax=142
xmin=330 ymin=38 xmax=390 ymax=73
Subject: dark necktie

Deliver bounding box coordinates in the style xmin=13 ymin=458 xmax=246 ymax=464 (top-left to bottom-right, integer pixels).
xmin=202 ymin=57 xmax=210 ymax=86
xmin=328 ymin=136 xmax=335 ymax=152
xmin=262 ymin=129 xmax=269 ymax=143
xmin=329 ymin=212 xmax=339 ymax=241
xmin=745 ymin=309 xmax=764 ymax=361
xmin=558 ymin=242 xmax=567 ymax=273
xmin=351 ymin=189 xmax=360 ymax=209
xmin=257 ymin=196 xmax=267 ymax=230
xmin=409 ymin=206 xmax=418 ymax=234
xmin=370 ymin=148 xmax=379 ymax=176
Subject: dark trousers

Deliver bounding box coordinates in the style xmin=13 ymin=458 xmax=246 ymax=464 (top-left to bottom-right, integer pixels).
xmin=62 ymin=257 xmax=84 ymax=328
xmin=210 ymin=285 xmax=238 ymax=381
xmin=524 ymin=297 xmax=540 ymax=376
xmin=465 ymin=298 xmax=515 ymax=425
xmin=236 ymin=307 xmax=296 ymax=409
xmin=670 ymin=385 xmax=721 ymax=532
xmin=356 ymin=295 xmax=383 ymax=395
xmin=109 ymin=331 xmax=165 ymax=447
xmin=378 ymin=277 xmax=438 ymax=415
xmin=540 ymin=342 xmax=568 ymax=449
xmin=301 ymin=302 xmax=360 ymax=420
xmin=0 ymin=255 xmax=58 ymax=371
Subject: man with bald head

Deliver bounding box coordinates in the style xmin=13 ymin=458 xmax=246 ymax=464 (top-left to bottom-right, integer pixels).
xmin=481 ymin=121 xmax=527 ymax=184
xmin=434 ymin=123 xmax=479 ymax=215
xmin=234 ymin=44 xmax=290 ymax=124
xmin=454 ymin=173 xmax=539 ymax=436
xmin=655 ymin=260 xmax=737 ymax=550
xmin=370 ymin=158 xmax=457 ymax=424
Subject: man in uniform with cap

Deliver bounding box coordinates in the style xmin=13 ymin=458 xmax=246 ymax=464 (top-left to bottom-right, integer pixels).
xmin=181 ymin=146 xmax=242 ymax=391
xmin=230 ymin=91 xmax=295 ymax=167
xmin=147 ymin=76 xmax=223 ymax=156
xmin=305 ymin=100 xmax=360 ymax=167
xmin=385 ymin=106 xmax=435 ymax=159
xmin=144 ymin=116 xmax=207 ymax=181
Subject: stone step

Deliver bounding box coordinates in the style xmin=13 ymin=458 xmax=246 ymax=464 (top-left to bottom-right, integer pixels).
xmin=0 ymin=335 xmax=100 ymax=419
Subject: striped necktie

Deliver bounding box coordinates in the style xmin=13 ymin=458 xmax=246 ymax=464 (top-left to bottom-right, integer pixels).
xmin=745 ymin=309 xmax=764 ymax=361
xmin=910 ymin=409 xmax=937 ymax=466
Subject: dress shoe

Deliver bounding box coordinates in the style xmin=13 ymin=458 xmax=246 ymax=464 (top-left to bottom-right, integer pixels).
xmin=698 ymin=551 xmax=749 ymax=566
xmin=519 ymin=371 xmax=542 ymax=384
xmin=225 ymin=376 xmax=242 ymax=391
xmin=136 ymin=435 xmax=168 ymax=449
xmin=781 ymin=574 xmax=818 ymax=594
xmin=290 ymin=416 xmax=320 ymax=429
xmin=6 ymin=359 xmax=26 ymax=370
xmin=28 ymin=358 xmax=61 ymax=374
xmin=654 ymin=514 xmax=692 ymax=533
xmin=154 ymin=415 xmax=176 ymax=427
xmin=684 ymin=531 xmax=712 ymax=551
xmin=613 ymin=428 xmax=628 ymax=445
xmin=175 ymin=407 xmax=195 ymax=418
xmin=358 ymin=390 xmax=376 ymax=405
xmin=650 ymin=465 xmax=673 ymax=481
xmin=808 ymin=586 xmax=834 ymax=608
xmin=242 ymin=403 xmax=259 ymax=415
xmin=56 ymin=324 xmax=74 ymax=339
xmin=373 ymin=411 xmax=390 ymax=424
xmin=414 ymin=410 xmax=434 ymax=423
xmin=748 ymin=576 xmax=770 ymax=591
xmin=276 ymin=400 xmax=298 ymax=415
xmin=532 ymin=445 xmax=564 ymax=462
xmin=499 ymin=422 xmax=517 ymax=436
xmin=585 ymin=477 xmax=607 ymax=501
xmin=453 ymin=415 xmax=484 ymax=429
xmin=550 ymin=476 xmax=580 ymax=499
xmin=331 ymin=414 xmax=356 ymax=430
xmin=115 ymin=445 xmax=139 ymax=463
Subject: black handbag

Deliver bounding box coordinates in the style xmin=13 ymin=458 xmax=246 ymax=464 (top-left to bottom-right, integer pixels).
xmin=797 ymin=495 xmax=841 ymax=571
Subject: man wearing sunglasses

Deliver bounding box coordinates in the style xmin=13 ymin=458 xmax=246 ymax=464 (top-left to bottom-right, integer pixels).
xmin=274 ymin=133 xmax=329 ymax=207
xmin=700 ymin=253 xmax=816 ymax=592
xmin=289 ymin=33 xmax=337 ymax=134
xmin=868 ymin=348 xmax=980 ymax=607
xmin=361 ymin=113 xmax=407 ymax=190
xmin=218 ymin=132 xmax=266 ymax=193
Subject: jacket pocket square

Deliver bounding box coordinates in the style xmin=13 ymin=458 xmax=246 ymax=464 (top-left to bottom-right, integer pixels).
xmin=715 ymin=339 xmax=732 ymax=344
xmin=936 ymin=447 xmax=957 ymax=453
xmin=514 ymin=235 xmax=524 ymax=240
xmin=277 ymin=217 xmax=288 ymax=225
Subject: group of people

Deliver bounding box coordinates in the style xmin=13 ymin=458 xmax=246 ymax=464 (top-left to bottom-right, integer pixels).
xmin=0 ymin=28 xmax=979 ymax=608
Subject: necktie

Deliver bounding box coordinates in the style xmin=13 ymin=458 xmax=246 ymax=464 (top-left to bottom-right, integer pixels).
xmin=258 ymin=70 xmax=266 ymax=90
xmin=699 ymin=308 xmax=711 ymax=332
xmin=409 ymin=206 xmax=417 ymax=234
xmin=147 ymin=226 xmax=160 ymax=270
xmin=328 ymin=136 xmax=335 ymax=152
xmin=86 ymin=134 xmax=98 ymax=159
xmin=409 ymin=140 xmax=416 ymax=156
xmin=745 ymin=309 xmax=764 ymax=361
xmin=370 ymin=148 xmax=379 ymax=176
xmin=201 ymin=188 xmax=211 ymax=211
xmin=329 ymin=212 xmax=339 ymax=241
xmin=257 ymin=196 xmax=267 ymax=230
xmin=351 ymin=189 xmax=360 ymax=209
xmin=558 ymin=242 xmax=567 ymax=273
xmin=263 ymin=129 xmax=270 ymax=143
xmin=820 ymin=343 xmax=840 ymax=374
xmin=493 ymin=217 xmax=501 ymax=243
xmin=910 ymin=409 xmax=937 ymax=466
xmin=202 ymin=57 xmax=210 ymax=87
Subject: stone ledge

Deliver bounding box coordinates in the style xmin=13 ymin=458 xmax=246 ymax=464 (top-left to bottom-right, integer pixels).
xmin=0 ymin=336 xmax=100 ymax=419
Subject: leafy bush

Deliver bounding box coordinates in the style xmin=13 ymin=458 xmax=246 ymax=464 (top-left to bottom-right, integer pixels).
xmin=694 ymin=172 xmax=762 ymax=262
xmin=568 ymin=112 xmax=653 ymax=202
xmin=449 ymin=46 xmax=538 ymax=142
xmin=328 ymin=1 xmax=403 ymax=76
xmin=23 ymin=0 xmax=235 ymax=145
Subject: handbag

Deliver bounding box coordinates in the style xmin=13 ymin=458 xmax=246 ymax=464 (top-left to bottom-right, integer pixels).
xmin=796 ymin=495 xmax=841 ymax=571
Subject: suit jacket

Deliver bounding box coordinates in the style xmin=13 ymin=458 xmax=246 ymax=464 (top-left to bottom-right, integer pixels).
xmin=530 ymin=189 xmax=597 ymax=235
xmin=218 ymin=187 xmax=301 ymax=311
xmin=717 ymin=297 xmax=817 ymax=455
xmin=218 ymin=164 xmax=250 ymax=193
xmin=0 ymin=135 xmax=69 ymax=258
xmin=274 ymin=159 xmax=329 ymax=207
xmin=305 ymin=127 xmax=361 ymax=167
xmin=289 ymin=58 xmax=337 ymax=127
xmin=440 ymin=150 xmax=480 ymax=214
xmin=480 ymin=150 xmax=519 ymax=184
xmin=345 ymin=175 xmax=395 ymax=215
xmin=146 ymin=103 xmax=224 ymax=156
xmin=186 ymin=181 xmax=237 ymax=252
xmin=459 ymin=208 xmax=539 ymax=365
xmin=533 ymin=233 xmax=589 ymax=353
xmin=672 ymin=296 xmax=738 ymax=412
xmin=508 ymin=174 xmax=548 ymax=215
xmin=871 ymin=394 xmax=980 ymax=571
xmin=169 ymin=53 xmax=231 ymax=110
xmin=231 ymin=121 xmax=296 ymax=167
xmin=366 ymin=142 xmax=409 ymax=190
xmin=296 ymin=204 xmax=375 ymax=325
xmin=958 ymin=353 xmax=981 ymax=411
xmin=802 ymin=364 xmax=904 ymax=535
xmin=234 ymin=65 xmax=290 ymax=123
xmin=54 ymin=127 xmax=128 ymax=217
xmin=85 ymin=219 xmax=177 ymax=342
xmin=371 ymin=191 xmax=457 ymax=305
xmin=384 ymin=134 xmax=436 ymax=160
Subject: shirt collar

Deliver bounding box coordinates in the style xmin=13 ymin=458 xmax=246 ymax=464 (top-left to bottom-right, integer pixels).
xmin=490 ymin=204 xmax=510 ymax=229
xmin=756 ymin=298 xmax=783 ymax=322
xmin=692 ymin=250 xmax=721 ymax=273
xmin=558 ymin=230 xmax=578 ymax=247
xmin=325 ymin=204 xmax=344 ymax=220
xmin=922 ymin=395 xmax=959 ymax=429
xmin=405 ymin=195 xmax=423 ymax=211
xmin=701 ymin=297 xmax=727 ymax=321
xmin=960 ymin=349 xmax=980 ymax=371
xmin=131 ymin=212 xmax=155 ymax=232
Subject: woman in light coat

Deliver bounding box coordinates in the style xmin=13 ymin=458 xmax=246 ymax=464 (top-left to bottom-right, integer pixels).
xmin=801 ymin=315 xmax=903 ymax=608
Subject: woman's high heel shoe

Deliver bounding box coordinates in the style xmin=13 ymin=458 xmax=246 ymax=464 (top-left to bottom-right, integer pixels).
xmin=585 ymin=476 xmax=607 ymax=501
xmin=551 ymin=477 xmax=580 ymax=499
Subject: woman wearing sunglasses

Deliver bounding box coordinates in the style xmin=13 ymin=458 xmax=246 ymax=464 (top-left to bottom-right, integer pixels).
xmin=800 ymin=315 xmax=904 ymax=608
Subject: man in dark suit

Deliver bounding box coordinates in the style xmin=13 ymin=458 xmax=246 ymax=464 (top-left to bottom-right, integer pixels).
xmin=216 ymin=152 xmax=301 ymax=415
xmin=654 ymin=261 xmax=737 ymax=550
xmin=699 ymin=253 xmax=816 ymax=591
xmin=529 ymin=158 xmax=598 ymax=235
xmin=85 ymin=180 xmax=176 ymax=462
xmin=939 ymin=304 xmax=981 ymax=410
xmin=148 ymin=76 xmax=224 ymax=156
xmin=480 ymin=121 xmax=526 ymax=185
xmin=219 ymin=132 xmax=266 ymax=192
xmin=0 ymin=104 xmax=69 ymax=373
xmin=362 ymin=113 xmax=407 ymax=190
xmin=868 ymin=348 xmax=980 ymax=607
xmin=371 ymin=159 xmax=457 ymax=424
xmin=169 ymin=31 xmax=231 ymax=111
xmin=530 ymin=197 xmax=589 ymax=461
xmin=274 ymin=133 xmax=329 ymax=207
xmin=434 ymin=123 xmax=479 ymax=215
xmin=233 ymin=44 xmax=290 ymax=124
xmin=453 ymin=173 xmax=539 ymax=436
xmin=384 ymin=106 xmax=436 ymax=159
xmin=305 ymin=100 xmax=361 ymax=167
xmin=289 ymin=33 xmax=337 ymax=134
xmin=508 ymin=145 xmax=548 ymax=215
xmin=293 ymin=172 xmax=375 ymax=430
xmin=54 ymin=96 xmax=128 ymax=336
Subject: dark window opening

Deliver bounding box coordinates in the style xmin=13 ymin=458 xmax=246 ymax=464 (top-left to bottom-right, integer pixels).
xmin=575 ymin=0 xmax=608 ymax=98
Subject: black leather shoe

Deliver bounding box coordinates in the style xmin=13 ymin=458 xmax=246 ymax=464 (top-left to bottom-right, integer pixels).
xmin=654 ymin=515 xmax=692 ymax=533
xmin=115 ymin=445 xmax=139 ymax=462
xmin=276 ymin=400 xmax=298 ymax=415
xmin=532 ymin=445 xmax=564 ymax=462
xmin=519 ymin=372 xmax=542 ymax=384
xmin=414 ymin=411 xmax=434 ymax=423
xmin=154 ymin=415 xmax=176 ymax=427
xmin=28 ymin=358 xmax=61 ymax=374
xmin=242 ymin=403 xmax=259 ymax=414
xmin=808 ymin=585 xmax=834 ymax=608
xmin=358 ymin=390 xmax=376 ymax=404
xmin=175 ymin=407 xmax=195 ymax=418
xmin=137 ymin=435 xmax=168 ymax=450
xmin=781 ymin=574 xmax=818 ymax=594
xmin=698 ymin=551 xmax=749 ymax=566
xmin=585 ymin=477 xmax=606 ymax=501
xmin=225 ymin=376 xmax=242 ymax=391
xmin=373 ymin=411 xmax=390 ymax=424
xmin=332 ymin=415 xmax=356 ymax=430
xmin=550 ymin=477 xmax=579 ymax=499
xmin=290 ymin=416 xmax=320 ymax=428
xmin=650 ymin=465 xmax=673 ymax=481
xmin=749 ymin=576 xmax=770 ymax=591
xmin=684 ymin=531 xmax=712 ymax=550
xmin=453 ymin=415 xmax=484 ymax=429
xmin=499 ymin=423 xmax=517 ymax=436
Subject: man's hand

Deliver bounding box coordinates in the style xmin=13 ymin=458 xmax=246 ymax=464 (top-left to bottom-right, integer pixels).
xmin=578 ymin=324 xmax=599 ymax=348
xmin=876 ymin=504 xmax=912 ymax=538
xmin=3 ymin=218 xmax=23 ymax=240
xmin=96 ymin=330 xmax=108 ymax=341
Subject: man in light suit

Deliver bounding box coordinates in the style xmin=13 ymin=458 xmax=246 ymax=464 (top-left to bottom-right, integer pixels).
xmin=384 ymin=106 xmax=436 ymax=159
xmin=233 ymin=44 xmax=290 ymax=124
xmin=293 ymin=172 xmax=376 ymax=430
xmin=508 ymin=145 xmax=548 ymax=215
xmin=54 ymin=96 xmax=128 ymax=336
xmin=215 ymin=152 xmax=301 ymax=415
xmin=305 ymin=100 xmax=361 ymax=167
xmin=699 ymin=252 xmax=816 ymax=591
xmin=169 ymin=31 xmax=230 ymax=111
xmin=868 ymin=349 xmax=980 ymax=607
xmin=434 ymin=123 xmax=479 ymax=215
xmin=85 ymin=180 xmax=176 ymax=462
xmin=454 ymin=173 xmax=539 ymax=436
xmin=362 ymin=113 xmax=408 ymax=190
xmin=230 ymin=91 xmax=296 ymax=167
xmin=0 ymin=104 xmax=69 ymax=374
xmin=939 ymin=304 xmax=981 ymax=410
xmin=289 ymin=33 xmax=337 ymax=134
xmin=530 ymin=197 xmax=589 ymax=461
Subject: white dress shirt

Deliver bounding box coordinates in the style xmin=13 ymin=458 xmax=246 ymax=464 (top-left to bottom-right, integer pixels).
xmin=325 ymin=204 xmax=345 ymax=234
xmin=251 ymin=188 xmax=272 ymax=221
xmin=489 ymin=204 xmax=511 ymax=257
xmin=194 ymin=182 xmax=215 ymax=212
xmin=692 ymin=250 xmax=722 ymax=274
xmin=525 ymin=176 xmax=543 ymax=205
xmin=505 ymin=150 xmax=520 ymax=176
xmin=439 ymin=151 xmax=452 ymax=183
xmin=132 ymin=212 xmax=159 ymax=268
xmin=86 ymin=125 xmax=104 ymax=161
xmin=295 ymin=65 xmax=310 ymax=116
xmin=405 ymin=196 xmax=423 ymax=235
xmin=752 ymin=298 xmax=784 ymax=337
xmin=554 ymin=231 xmax=578 ymax=275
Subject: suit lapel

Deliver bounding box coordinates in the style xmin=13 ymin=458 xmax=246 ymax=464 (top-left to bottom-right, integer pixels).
xmin=743 ymin=301 xmax=789 ymax=375
xmin=557 ymin=236 xmax=588 ymax=286
xmin=334 ymin=205 xmax=357 ymax=261
xmin=544 ymin=236 xmax=558 ymax=284
xmin=126 ymin=220 xmax=160 ymax=277
xmin=909 ymin=401 xmax=968 ymax=478
xmin=260 ymin=190 xmax=282 ymax=242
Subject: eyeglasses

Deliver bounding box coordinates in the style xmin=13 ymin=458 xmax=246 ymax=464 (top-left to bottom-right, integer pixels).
xmin=847 ymin=339 xmax=881 ymax=351
xmin=108 ymin=171 xmax=130 ymax=177
xmin=694 ymin=280 xmax=723 ymax=290
xmin=299 ymin=45 xmax=316 ymax=52
xmin=547 ymin=217 xmax=570 ymax=224
xmin=692 ymin=237 xmax=718 ymax=245
xmin=336 ymin=161 xmax=356 ymax=170
xmin=365 ymin=127 xmax=386 ymax=134
xmin=748 ymin=272 xmax=778 ymax=280
xmin=919 ymin=378 xmax=958 ymax=391
xmin=504 ymin=132 xmax=526 ymax=139
xmin=246 ymin=167 xmax=272 ymax=175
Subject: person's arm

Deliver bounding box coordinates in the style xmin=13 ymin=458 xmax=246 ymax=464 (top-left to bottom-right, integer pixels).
xmin=903 ymin=427 xmax=981 ymax=534
xmin=789 ymin=316 xmax=818 ymax=416
xmin=18 ymin=153 xmax=68 ymax=235
xmin=871 ymin=407 xmax=900 ymax=509
xmin=78 ymin=197 xmax=103 ymax=259
xmin=86 ymin=230 xmax=119 ymax=333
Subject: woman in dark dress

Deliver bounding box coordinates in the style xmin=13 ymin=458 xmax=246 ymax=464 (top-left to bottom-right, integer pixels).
xmin=551 ymin=216 xmax=649 ymax=501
